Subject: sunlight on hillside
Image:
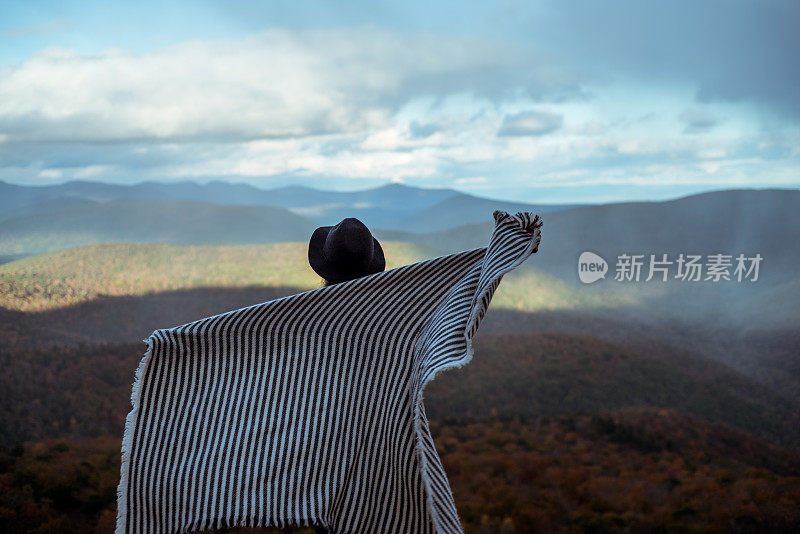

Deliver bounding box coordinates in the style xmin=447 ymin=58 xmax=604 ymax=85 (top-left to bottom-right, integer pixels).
xmin=0 ymin=241 xmax=626 ymax=313
xmin=492 ymin=268 xmax=635 ymax=312
xmin=0 ymin=241 xmax=433 ymax=311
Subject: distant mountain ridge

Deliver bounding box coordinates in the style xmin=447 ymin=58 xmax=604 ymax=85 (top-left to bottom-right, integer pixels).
xmin=0 ymin=179 xmax=572 ymax=230
xmin=0 ymin=180 xmax=459 ymax=225
xmin=380 ymin=187 xmax=800 ymax=329
xmin=403 ymin=188 xmax=800 ymax=280
xmin=0 ymin=200 xmax=318 ymax=256
xmin=382 ymin=193 xmax=583 ymax=233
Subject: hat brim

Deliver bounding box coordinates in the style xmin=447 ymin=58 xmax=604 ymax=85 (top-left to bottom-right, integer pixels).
xmin=308 ymin=225 xmax=386 ymax=284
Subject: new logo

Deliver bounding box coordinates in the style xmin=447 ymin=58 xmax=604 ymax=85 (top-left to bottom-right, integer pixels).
xmin=578 ymin=251 xmax=608 ymax=284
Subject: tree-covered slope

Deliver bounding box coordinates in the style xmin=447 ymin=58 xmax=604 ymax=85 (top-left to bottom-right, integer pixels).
xmin=0 ymin=241 xmax=599 ymax=313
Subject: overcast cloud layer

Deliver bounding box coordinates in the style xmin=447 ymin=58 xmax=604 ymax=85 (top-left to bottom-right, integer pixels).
xmin=0 ymin=0 xmax=797 ymax=202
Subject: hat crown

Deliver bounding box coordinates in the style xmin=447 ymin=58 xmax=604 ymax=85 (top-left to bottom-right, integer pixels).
xmin=309 ymin=217 xmax=385 ymax=284
xmin=322 ymin=218 xmax=374 ymax=271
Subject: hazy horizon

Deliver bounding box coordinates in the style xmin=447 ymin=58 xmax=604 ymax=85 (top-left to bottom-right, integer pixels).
xmin=4 ymin=176 xmax=800 ymax=206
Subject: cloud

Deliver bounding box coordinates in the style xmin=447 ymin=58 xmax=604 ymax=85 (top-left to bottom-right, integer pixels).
xmin=2 ymin=18 xmax=69 ymax=37
xmin=408 ymin=120 xmax=440 ymax=139
xmin=534 ymin=0 xmax=800 ymax=120
xmin=452 ymin=176 xmax=488 ymax=186
xmin=497 ymin=110 xmax=563 ymax=137
xmin=37 ymin=168 xmax=62 ymax=179
xmin=678 ymin=109 xmax=721 ymax=134
xmin=0 ymin=27 xmax=581 ymax=144
xmin=0 ymin=21 xmax=795 ymax=198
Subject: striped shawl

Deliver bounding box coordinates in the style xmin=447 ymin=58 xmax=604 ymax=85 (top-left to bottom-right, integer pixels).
xmin=117 ymin=210 xmax=542 ymax=534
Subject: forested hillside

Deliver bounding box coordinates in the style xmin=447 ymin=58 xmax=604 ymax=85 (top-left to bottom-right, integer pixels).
xmin=0 ymin=241 xmax=436 ymax=311
xmin=2 ymin=411 xmax=799 ymax=534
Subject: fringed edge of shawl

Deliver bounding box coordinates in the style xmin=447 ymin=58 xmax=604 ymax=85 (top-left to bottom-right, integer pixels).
xmin=412 ymin=210 xmax=541 ymax=534
xmin=116 ymin=335 xmax=155 ymax=534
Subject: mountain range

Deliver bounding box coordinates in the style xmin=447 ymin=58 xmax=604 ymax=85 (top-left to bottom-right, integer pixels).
xmin=3 ymin=180 xmax=795 ymax=266
xmin=2 ymin=180 xmax=798 ymax=329
xmin=0 ymin=179 xmax=578 ymax=234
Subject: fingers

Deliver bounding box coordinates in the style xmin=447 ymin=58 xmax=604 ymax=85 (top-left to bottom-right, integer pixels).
xmin=524 ymin=214 xmax=543 ymax=233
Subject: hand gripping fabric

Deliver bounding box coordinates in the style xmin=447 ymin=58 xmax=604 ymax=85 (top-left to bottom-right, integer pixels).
xmin=117 ymin=210 xmax=542 ymax=534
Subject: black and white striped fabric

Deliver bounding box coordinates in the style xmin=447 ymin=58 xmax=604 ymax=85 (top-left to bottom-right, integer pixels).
xmin=117 ymin=210 xmax=541 ymax=534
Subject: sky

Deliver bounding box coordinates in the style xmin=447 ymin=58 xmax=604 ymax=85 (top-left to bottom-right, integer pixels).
xmin=0 ymin=0 xmax=798 ymax=203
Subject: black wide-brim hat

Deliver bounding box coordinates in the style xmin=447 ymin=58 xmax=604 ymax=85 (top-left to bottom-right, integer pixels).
xmin=308 ymin=217 xmax=386 ymax=284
